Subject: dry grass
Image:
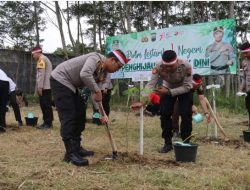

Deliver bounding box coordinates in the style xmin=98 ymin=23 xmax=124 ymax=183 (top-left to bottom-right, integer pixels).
xmin=1 ymin=104 xmax=250 ymax=190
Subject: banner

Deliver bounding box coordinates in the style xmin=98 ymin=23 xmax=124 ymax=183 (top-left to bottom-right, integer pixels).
xmin=106 ymin=19 xmax=237 ymax=81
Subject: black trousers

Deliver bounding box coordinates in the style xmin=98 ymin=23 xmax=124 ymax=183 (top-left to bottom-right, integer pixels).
xmin=51 ymin=77 xmax=85 ymax=141
xmin=39 ymin=89 xmax=53 ymax=125
xmin=245 ymin=93 xmax=250 ymax=128
xmin=102 ymin=89 xmax=112 ymax=116
xmin=0 ymin=80 xmax=9 ymax=127
xmin=9 ymin=91 xmax=22 ymax=122
xmin=146 ymin=104 xmax=160 ymax=116
xmin=160 ymin=91 xmax=193 ymax=144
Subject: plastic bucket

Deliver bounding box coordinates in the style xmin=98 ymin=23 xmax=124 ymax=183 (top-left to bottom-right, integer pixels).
xmin=173 ymin=143 xmax=198 ymax=162
xmin=192 ymin=113 xmax=204 ymax=124
xmin=243 ymin=130 xmax=250 ymax=143
xmin=25 ymin=117 xmax=38 ymax=126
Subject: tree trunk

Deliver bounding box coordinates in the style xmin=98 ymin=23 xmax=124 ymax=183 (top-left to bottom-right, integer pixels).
xmin=76 ymin=1 xmax=80 ymax=55
xmin=66 ymin=2 xmax=75 ymax=51
xmin=190 ymin=1 xmax=194 ymax=24
xmin=93 ymin=1 xmax=97 ymax=51
xmin=119 ymin=2 xmax=127 ymax=34
xmin=148 ymin=1 xmax=154 ymax=30
xmin=55 ymin=1 xmax=68 ymax=59
xmin=225 ymin=1 xmax=235 ymax=97
xmin=33 ymin=1 xmax=40 ymax=46
xmin=125 ymin=2 xmax=131 ymax=33
xmin=165 ymin=2 xmax=169 ymax=27
xmin=98 ymin=2 xmax=103 ymax=52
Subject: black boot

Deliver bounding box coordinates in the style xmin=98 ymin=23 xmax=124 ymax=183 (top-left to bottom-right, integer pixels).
xmin=63 ymin=139 xmax=89 ymax=166
xmin=75 ymin=137 xmax=94 ymax=157
xmin=158 ymin=143 xmax=173 ymax=153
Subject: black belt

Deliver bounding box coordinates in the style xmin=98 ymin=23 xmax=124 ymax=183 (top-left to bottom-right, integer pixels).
xmin=211 ymin=65 xmax=228 ymax=70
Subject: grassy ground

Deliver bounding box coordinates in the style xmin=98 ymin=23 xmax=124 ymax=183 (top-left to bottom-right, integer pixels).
xmin=0 ymin=104 xmax=250 ymax=190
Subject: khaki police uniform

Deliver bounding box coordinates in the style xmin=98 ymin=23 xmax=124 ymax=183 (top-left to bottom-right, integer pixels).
xmin=144 ymin=59 xmax=193 ymax=144
xmin=206 ymin=41 xmax=234 ymax=75
xmin=36 ymin=54 xmax=53 ymax=126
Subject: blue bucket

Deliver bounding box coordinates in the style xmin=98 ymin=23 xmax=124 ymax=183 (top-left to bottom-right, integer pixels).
xmin=192 ymin=113 xmax=204 ymax=124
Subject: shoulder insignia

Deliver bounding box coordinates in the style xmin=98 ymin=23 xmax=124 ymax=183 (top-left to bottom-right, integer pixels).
xmin=152 ymin=68 xmax=158 ymax=74
xmin=37 ymin=58 xmax=45 ymax=69
xmin=176 ymin=67 xmax=182 ymax=72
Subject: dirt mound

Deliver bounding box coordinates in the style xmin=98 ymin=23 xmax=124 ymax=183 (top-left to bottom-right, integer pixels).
xmin=96 ymin=152 xmax=180 ymax=167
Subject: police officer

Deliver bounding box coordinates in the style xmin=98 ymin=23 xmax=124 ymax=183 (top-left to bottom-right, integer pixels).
xmin=206 ymin=26 xmax=234 ymax=75
xmin=131 ymin=50 xmax=193 ymax=153
xmin=50 ymin=49 xmax=130 ymax=166
xmin=239 ymin=41 xmax=250 ymax=130
xmin=32 ymin=46 xmax=53 ymax=129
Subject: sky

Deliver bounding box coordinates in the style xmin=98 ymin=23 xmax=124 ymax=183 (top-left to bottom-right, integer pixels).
xmin=39 ymin=2 xmax=79 ymax=53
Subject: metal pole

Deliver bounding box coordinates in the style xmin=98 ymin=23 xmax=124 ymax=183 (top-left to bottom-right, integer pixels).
xmin=139 ymin=81 xmax=144 ymax=155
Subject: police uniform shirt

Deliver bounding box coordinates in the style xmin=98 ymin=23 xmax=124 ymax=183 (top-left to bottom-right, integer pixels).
xmin=51 ymin=52 xmax=108 ymax=93
xmin=241 ymin=58 xmax=250 ymax=92
xmin=145 ymin=59 xmax=192 ymax=97
xmin=36 ymin=55 xmax=52 ymax=90
xmin=205 ymin=41 xmax=234 ymax=68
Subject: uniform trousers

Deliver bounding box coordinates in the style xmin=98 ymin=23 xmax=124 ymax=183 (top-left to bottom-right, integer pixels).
xmin=102 ymin=89 xmax=112 ymax=116
xmin=39 ymin=89 xmax=53 ymax=125
xmin=9 ymin=91 xmax=22 ymax=122
xmin=0 ymin=80 xmax=9 ymax=127
xmin=160 ymin=91 xmax=193 ymax=144
xmin=245 ymin=93 xmax=250 ymax=128
xmin=50 ymin=77 xmax=85 ymax=141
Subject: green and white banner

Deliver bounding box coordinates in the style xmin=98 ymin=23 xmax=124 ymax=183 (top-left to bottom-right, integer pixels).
xmin=106 ymin=19 xmax=236 ymax=81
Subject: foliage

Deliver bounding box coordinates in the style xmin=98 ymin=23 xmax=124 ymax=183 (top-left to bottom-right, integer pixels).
xmin=0 ymin=1 xmax=46 ymax=50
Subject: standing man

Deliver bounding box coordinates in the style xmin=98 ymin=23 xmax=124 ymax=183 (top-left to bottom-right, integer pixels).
xmin=205 ymin=26 xmax=234 ymax=75
xmin=0 ymin=69 xmax=9 ymax=132
xmin=32 ymin=46 xmax=53 ymax=129
xmin=50 ymin=50 xmax=130 ymax=166
xmin=238 ymin=41 xmax=250 ymax=130
xmin=131 ymin=50 xmax=193 ymax=153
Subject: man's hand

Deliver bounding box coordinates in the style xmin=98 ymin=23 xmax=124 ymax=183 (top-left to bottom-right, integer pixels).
xmin=205 ymin=113 xmax=211 ymax=124
xmin=130 ymin=102 xmax=144 ymax=111
xmin=192 ymin=105 xmax=198 ymax=114
xmin=94 ymin=90 xmax=102 ymax=102
xmin=37 ymin=88 xmax=43 ymax=96
xmin=100 ymin=115 xmax=109 ymax=124
xmin=102 ymin=89 xmax=108 ymax=94
xmin=155 ymin=86 xmax=168 ymax=95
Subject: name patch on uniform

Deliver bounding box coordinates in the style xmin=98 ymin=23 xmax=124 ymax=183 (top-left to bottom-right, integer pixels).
xmin=37 ymin=58 xmax=45 ymax=69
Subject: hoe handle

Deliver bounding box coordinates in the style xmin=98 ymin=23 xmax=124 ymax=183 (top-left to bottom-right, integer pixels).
xmin=98 ymin=102 xmax=118 ymax=154
xmin=204 ymin=97 xmax=229 ymax=141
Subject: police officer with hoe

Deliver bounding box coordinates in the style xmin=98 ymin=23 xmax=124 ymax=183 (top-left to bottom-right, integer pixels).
xmin=50 ymin=50 xmax=130 ymax=166
xmin=131 ymin=50 xmax=193 ymax=153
